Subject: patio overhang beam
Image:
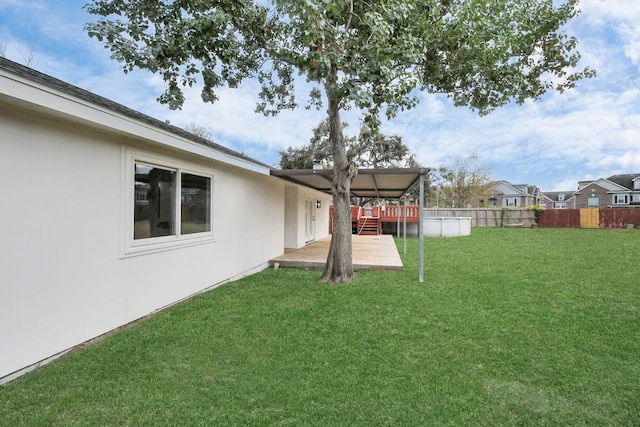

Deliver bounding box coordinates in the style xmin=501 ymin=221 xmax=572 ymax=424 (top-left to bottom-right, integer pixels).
xmin=270 ymin=167 xmax=431 ymax=200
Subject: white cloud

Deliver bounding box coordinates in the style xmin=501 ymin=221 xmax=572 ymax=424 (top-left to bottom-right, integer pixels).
xmin=620 ymin=23 xmax=640 ymax=65
xmin=579 ymin=0 xmax=640 ymax=66
xmin=580 ymin=0 xmax=640 ymax=23
xmin=551 ymin=178 xmax=581 ymax=192
xmin=166 ymin=79 xmax=328 ymax=153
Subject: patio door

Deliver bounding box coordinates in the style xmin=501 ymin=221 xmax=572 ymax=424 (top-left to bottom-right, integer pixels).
xmin=305 ymin=198 xmax=316 ymax=243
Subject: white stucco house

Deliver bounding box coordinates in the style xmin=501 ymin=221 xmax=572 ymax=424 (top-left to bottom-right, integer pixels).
xmin=0 ymin=57 xmax=331 ymax=382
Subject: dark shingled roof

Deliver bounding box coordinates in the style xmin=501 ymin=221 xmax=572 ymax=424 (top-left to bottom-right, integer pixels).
xmin=607 ymin=173 xmax=640 ymax=190
xmin=0 ymin=57 xmax=270 ymax=169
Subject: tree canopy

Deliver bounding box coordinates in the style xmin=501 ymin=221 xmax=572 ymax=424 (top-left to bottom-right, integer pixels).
xmin=86 ymin=0 xmax=593 ymax=117
xmin=278 ymin=119 xmax=339 ymax=170
xmin=86 ymin=0 xmax=594 ymax=282
xmin=432 ymin=154 xmax=493 ymax=208
xmin=279 ymin=119 xmax=418 ymax=170
xmin=280 ymin=119 xmax=422 ymax=205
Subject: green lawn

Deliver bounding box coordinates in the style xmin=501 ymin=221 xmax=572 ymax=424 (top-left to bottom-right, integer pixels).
xmin=1 ymin=228 xmax=639 ymax=426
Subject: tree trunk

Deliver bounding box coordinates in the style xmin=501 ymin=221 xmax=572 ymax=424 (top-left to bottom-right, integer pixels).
xmin=320 ymin=84 xmax=356 ymax=283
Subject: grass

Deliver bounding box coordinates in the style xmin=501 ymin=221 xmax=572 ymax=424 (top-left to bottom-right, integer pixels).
xmin=1 ymin=228 xmax=639 ymax=426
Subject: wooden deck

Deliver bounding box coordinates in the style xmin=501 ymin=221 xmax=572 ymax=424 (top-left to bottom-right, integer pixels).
xmin=330 ymin=205 xmax=422 ymax=235
xmin=270 ymin=234 xmax=403 ymax=271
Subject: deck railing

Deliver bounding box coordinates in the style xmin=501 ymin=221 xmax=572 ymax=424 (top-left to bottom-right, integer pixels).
xmin=379 ymin=205 xmax=421 ymax=223
xmin=330 ymin=205 xmax=422 ymax=234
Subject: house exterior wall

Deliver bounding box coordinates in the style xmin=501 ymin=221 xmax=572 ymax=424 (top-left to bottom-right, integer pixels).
xmin=0 ymin=100 xmax=286 ymax=380
xmin=574 ymin=184 xmax=612 ymax=209
xmin=541 ymin=196 xmax=576 ymax=210
xmin=310 ymin=192 xmax=331 ymax=242
xmin=284 ymin=186 xmax=299 ymax=248
xmin=283 ymin=185 xmax=330 ymax=249
xmin=484 ymin=182 xmax=538 ymax=208
xmin=488 ymin=194 xmax=533 ymax=208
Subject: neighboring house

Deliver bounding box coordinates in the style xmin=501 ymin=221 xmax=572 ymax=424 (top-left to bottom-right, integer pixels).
xmin=574 ymin=175 xmax=640 ymax=208
xmin=540 ymin=191 xmax=576 ymax=210
xmin=607 ymin=173 xmax=640 ymax=206
xmin=484 ymin=181 xmax=541 ymax=208
xmin=0 ymin=58 xmax=331 ymax=381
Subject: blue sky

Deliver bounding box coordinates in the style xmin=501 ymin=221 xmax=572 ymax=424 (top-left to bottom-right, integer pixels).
xmin=1 ymin=0 xmax=639 ymax=191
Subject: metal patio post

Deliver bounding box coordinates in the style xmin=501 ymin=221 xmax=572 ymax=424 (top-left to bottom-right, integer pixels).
xmin=419 ymin=174 xmax=424 ymax=283
xmin=403 ymin=193 xmax=408 ymax=254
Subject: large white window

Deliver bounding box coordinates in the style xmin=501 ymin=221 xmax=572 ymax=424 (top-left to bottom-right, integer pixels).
xmin=505 ymin=198 xmax=518 ymax=207
xmin=553 ymin=202 xmax=567 ymax=209
xmin=124 ymin=150 xmax=214 ymax=256
xmin=134 ymin=163 xmax=177 ymax=239
xmin=588 ymin=196 xmax=599 ymax=208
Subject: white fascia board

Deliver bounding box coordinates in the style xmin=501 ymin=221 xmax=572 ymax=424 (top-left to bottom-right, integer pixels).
xmin=493 ymin=182 xmax=526 ymax=196
xmin=0 ymin=71 xmax=270 ymax=176
xmin=594 ymin=178 xmax=629 ymax=193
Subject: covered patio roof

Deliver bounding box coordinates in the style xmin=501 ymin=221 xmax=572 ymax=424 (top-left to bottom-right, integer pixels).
xmin=270 ymin=167 xmax=430 ymax=199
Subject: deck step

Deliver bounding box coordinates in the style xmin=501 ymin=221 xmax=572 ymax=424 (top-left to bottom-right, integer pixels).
xmin=357 ymin=216 xmax=382 ymax=235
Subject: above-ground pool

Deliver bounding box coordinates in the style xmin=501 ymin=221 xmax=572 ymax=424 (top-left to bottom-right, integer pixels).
xmin=424 ymin=216 xmax=472 ymax=237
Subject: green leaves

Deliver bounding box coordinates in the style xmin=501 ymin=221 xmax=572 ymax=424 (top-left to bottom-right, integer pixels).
xmin=85 ymin=0 xmax=593 ymax=118
xmin=415 ymin=0 xmax=595 ymax=115
xmin=278 ymin=118 xmax=419 ymax=171
xmin=434 ymin=154 xmax=493 ymax=208
xmin=85 ymin=0 xmax=270 ymax=110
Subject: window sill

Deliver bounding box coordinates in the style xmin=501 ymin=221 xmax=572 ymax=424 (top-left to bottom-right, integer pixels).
xmin=121 ymin=233 xmax=215 ymax=258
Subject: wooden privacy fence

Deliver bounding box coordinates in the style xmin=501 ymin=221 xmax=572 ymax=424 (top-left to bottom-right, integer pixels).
xmin=538 ymin=209 xmax=580 ymax=228
xmin=330 ymin=207 xmax=640 ymax=231
xmin=539 ymin=208 xmax=640 ymax=229
xmin=580 ymin=209 xmax=599 ymax=229
xmin=423 ymin=208 xmax=537 ymax=228
xmin=425 ymin=208 xmax=640 ymax=229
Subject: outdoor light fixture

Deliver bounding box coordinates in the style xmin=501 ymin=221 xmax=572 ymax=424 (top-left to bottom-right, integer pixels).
xmin=317 ymin=200 xmax=321 ymax=208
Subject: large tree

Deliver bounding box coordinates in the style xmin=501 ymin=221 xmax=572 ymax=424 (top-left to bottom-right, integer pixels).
xmin=86 ymin=0 xmax=594 ymax=283
xmin=280 ymin=119 xmax=421 ymax=205
xmin=434 ymin=154 xmax=492 ymax=208
xmin=279 ymin=119 xmax=417 ymax=170
xmin=280 ymin=119 xmax=421 ymax=206
xmin=351 ymin=123 xmax=419 ymax=170
xmin=279 ymin=119 xmax=345 ymax=170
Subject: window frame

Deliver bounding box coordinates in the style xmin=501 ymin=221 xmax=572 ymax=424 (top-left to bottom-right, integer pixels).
xmin=613 ymin=194 xmax=628 ymax=205
xmin=122 ymin=148 xmax=215 ymax=257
